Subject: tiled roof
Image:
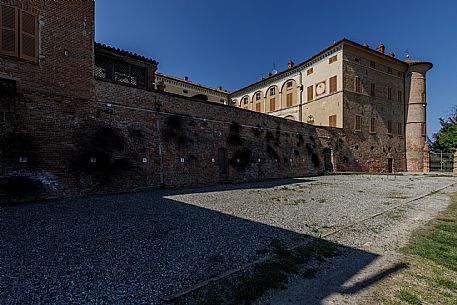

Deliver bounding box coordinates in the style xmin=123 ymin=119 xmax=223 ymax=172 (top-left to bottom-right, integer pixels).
xmin=95 ymin=42 xmax=158 ymax=65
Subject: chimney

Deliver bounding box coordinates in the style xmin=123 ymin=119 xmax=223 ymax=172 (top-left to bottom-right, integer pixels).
xmin=217 ymin=85 xmax=222 ymax=91
xmin=388 ymin=52 xmax=395 ymax=58
xmin=288 ymin=60 xmax=294 ymax=69
xmin=184 ymin=76 xmax=189 ymax=81
xmin=376 ymin=43 xmax=385 ymax=54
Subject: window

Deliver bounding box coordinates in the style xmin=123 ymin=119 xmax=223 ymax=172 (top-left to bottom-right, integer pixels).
xmin=95 ymin=55 xmax=148 ymax=88
xmin=370 ymin=61 xmax=376 ymax=69
xmin=369 ymin=83 xmax=375 ymax=96
xmin=307 ymin=85 xmax=313 ymax=101
xmin=329 ymin=76 xmax=337 ymax=94
xmin=421 ymin=92 xmax=426 ymax=103
xmin=387 ymin=120 xmax=392 ymax=134
xmin=329 ymin=55 xmax=337 ymax=64
xmin=355 ymin=115 xmax=362 ymax=131
xmin=387 ymin=87 xmax=392 ymax=100
xmin=387 ymin=67 xmax=393 ymax=74
xmin=355 ymin=57 xmax=360 ymax=63
xmin=270 ymin=87 xmax=276 ymax=96
xmin=255 ymin=92 xmax=261 ymax=101
xmin=0 ymin=5 xmax=38 ymax=63
xmin=398 ymin=90 xmax=402 ymax=102
xmin=269 ymin=98 xmax=275 ymax=112
xmin=397 ymin=122 xmax=403 ymax=136
xmin=307 ymin=68 xmax=314 ymax=75
xmin=183 ymin=89 xmax=189 ymax=94
xmin=286 ymin=93 xmax=293 ymax=107
xmin=243 ymin=96 xmax=248 ymax=104
xmin=355 ymin=77 xmax=361 ymax=93
xmin=370 ymin=118 xmax=376 ymax=133
xmin=398 ymin=71 xmax=404 ymax=78
xmin=256 ymin=103 xmax=261 ymax=112
xmin=329 ymin=115 xmax=337 ymax=127
xmin=286 ymin=81 xmax=293 ymax=89
xmin=421 ymin=123 xmax=426 ymax=137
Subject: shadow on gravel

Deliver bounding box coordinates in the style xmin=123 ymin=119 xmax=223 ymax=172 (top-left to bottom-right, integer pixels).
xmin=0 ymin=179 xmax=396 ymax=305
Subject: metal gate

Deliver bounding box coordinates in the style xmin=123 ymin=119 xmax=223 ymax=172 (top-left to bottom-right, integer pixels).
xmin=429 ymin=151 xmax=454 ymax=172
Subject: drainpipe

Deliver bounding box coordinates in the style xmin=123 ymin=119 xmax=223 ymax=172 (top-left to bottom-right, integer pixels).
xmin=299 ymin=70 xmax=304 ymax=123
xmin=156 ymin=120 xmax=165 ymax=187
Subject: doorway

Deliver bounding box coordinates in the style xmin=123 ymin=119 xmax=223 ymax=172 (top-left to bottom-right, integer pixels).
xmin=218 ymin=148 xmax=229 ymax=181
xmin=387 ymin=158 xmax=393 ymax=173
xmin=323 ymin=148 xmax=334 ymax=173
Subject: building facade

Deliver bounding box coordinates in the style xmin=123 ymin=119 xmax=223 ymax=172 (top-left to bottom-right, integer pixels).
xmin=229 ymin=40 xmax=432 ymax=172
xmin=0 ymin=0 xmax=432 ymax=200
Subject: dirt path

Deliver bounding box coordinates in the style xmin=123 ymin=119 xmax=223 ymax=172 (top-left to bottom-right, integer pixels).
xmin=254 ymin=184 xmax=457 ymax=305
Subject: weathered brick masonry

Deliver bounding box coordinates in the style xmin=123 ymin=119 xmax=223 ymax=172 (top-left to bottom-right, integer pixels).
xmin=0 ymin=0 xmax=404 ymax=203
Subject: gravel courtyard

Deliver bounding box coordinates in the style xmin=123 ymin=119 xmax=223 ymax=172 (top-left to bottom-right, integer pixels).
xmin=0 ymin=174 xmax=455 ymax=304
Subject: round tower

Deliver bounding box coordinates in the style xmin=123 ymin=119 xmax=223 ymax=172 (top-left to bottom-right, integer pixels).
xmin=405 ymin=61 xmax=433 ymax=172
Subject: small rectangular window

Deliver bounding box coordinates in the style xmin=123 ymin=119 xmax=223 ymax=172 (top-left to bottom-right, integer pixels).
xmin=243 ymin=97 xmax=248 ymax=104
xmin=286 ymin=81 xmax=293 ymax=89
xmin=329 ymin=115 xmax=337 ymax=128
xmin=398 ymin=90 xmax=402 ymax=102
xmin=370 ymin=83 xmax=376 ymax=96
xmin=307 ymin=68 xmax=314 ymax=75
xmin=421 ymin=123 xmax=426 ymax=137
xmin=388 ymin=87 xmax=392 ymax=100
xmin=355 ymin=115 xmax=362 ymax=131
xmin=329 ymin=55 xmax=337 ymax=64
xmin=329 ymin=76 xmax=337 ymax=93
xmin=387 ymin=67 xmax=393 ymax=74
xmin=355 ymin=77 xmax=361 ymax=93
xmin=269 ymin=98 xmax=275 ymax=112
xmin=270 ymin=87 xmax=276 ymax=96
xmin=387 ymin=120 xmax=392 ymax=134
xmin=307 ymin=85 xmax=313 ymax=101
xmin=286 ymin=93 xmax=293 ymax=107
xmin=255 ymin=92 xmax=261 ymax=100
xmin=370 ymin=61 xmax=376 ymax=69
xmin=370 ymin=118 xmax=376 ymax=133
xmin=397 ymin=122 xmax=403 ymax=136
xmin=421 ymin=92 xmax=426 ymax=103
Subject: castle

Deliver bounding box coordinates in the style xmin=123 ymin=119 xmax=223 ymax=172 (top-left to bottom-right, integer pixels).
xmin=0 ymin=0 xmax=433 ymax=201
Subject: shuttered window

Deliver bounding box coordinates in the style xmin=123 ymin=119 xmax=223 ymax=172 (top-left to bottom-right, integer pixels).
xmin=0 ymin=5 xmax=38 ymax=63
xmin=370 ymin=83 xmax=376 ymax=96
xmin=329 ymin=55 xmax=337 ymax=64
xmin=0 ymin=5 xmax=18 ymax=56
xmin=387 ymin=120 xmax=392 ymax=134
xmin=355 ymin=77 xmax=361 ymax=93
xmin=370 ymin=118 xmax=376 ymax=133
xmin=329 ymin=76 xmax=337 ymax=93
xmin=397 ymin=122 xmax=403 ymax=136
xmin=355 ymin=116 xmax=362 ymax=131
xmin=387 ymin=87 xmax=392 ymax=100
xmin=269 ymin=98 xmax=275 ymax=112
xmin=286 ymin=93 xmax=293 ymax=107
xmin=20 ymin=11 xmax=37 ymax=62
xmin=307 ymin=85 xmax=313 ymax=101
xmin=329 ymin=115 xmax=337 ymax=127
xmin=255 ymin=103 xmax=261 ymax=112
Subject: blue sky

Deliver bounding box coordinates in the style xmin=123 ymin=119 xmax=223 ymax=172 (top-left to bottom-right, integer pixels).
xmin=95 ymin=0 xmax=457 ymax=137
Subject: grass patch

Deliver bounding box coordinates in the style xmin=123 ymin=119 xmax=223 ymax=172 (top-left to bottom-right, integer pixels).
xmin=188 ymin=239 xmax=340 ymax=305
xmin=365 ymin=194 xmax=457 ymax=305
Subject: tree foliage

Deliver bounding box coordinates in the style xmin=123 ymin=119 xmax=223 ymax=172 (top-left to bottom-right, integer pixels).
xmin=432 ymin=107 xmax=457 ymax=152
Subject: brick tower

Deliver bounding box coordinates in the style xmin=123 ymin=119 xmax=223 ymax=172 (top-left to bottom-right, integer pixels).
xmin=405 ymin=61 xmax=433 ymax=172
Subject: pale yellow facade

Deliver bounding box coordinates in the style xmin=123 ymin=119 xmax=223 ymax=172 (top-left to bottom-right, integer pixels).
xmin=155 ymin=73 xmax=229 ymax=105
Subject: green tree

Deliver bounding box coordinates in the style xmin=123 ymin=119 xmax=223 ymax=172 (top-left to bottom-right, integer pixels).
xmin=432 ymin=107 xmax=457 ymax=152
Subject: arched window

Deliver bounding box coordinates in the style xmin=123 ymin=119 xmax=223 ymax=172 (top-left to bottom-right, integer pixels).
xmin=281 ymin=79 xmax=297 ymax=108
xmin=252 ymin=91 xmax=263 ymax=112
xmin=266 ymin=86 xmax=278 ymax=112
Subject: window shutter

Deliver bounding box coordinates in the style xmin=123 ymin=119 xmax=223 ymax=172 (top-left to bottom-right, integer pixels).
xmin=307 ymin=85 xmax=313 ymax=101
xmin=20 ymin=10 xmax=38 ymax=63
xmin=0 ymin=5 xmax=18 ymax=56
xmin=256 ymin=103 xmax=261 ymax=112
xmin=270 ymin=98 xmax=275 ymax=112
xmin=330 ymin=76 xmax=337 ymax=93
xmin=286 ymin=93 xmax=292 ymax=107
